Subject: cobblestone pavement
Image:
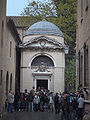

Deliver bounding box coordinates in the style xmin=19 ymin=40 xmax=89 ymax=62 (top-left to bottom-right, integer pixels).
xmin=1 ymin=111 xmax=61 ymax=120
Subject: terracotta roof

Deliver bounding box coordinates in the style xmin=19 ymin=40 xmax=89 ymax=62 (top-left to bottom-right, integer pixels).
xmin=7 ymin=16 xmax=41 ymax=28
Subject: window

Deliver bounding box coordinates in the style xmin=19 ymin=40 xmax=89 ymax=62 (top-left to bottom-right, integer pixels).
xmin=31 ymin=55 xmax=54 ymax=67
xmin=80 ymin=55 xmax=83 ymax=84
xmin=86 ymin=48 xmax=88 ymax=86
xmin=86 ymin=0 xmax=88 ymax=11
xmin=81 ymin=0 xmax=83 ymax=23
xmin=6 ymin=71 xmax=9 ymax=95
xmin=10 ymin=41 xmax=12 ymax=57
xmin=81 ymin=0 xmax=83 ymax=17
xmin=78 ymin=51 xmax=81 ymax=84
xmin=1 ymin=21 xmax=4 ymax=48
xmin=0 ymin=70 xmax=2 ymax=85
xmin=84 ymin=43 xmax=87 ymax=86
xmin=10 ymin=74 xmax=12 ymax=91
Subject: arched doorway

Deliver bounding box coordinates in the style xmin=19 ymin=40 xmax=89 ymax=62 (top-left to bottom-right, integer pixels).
xmin=6 ymin=71 xmax=9 ymax=95
xmin=31 ymin=55 xmax=53 ymax=90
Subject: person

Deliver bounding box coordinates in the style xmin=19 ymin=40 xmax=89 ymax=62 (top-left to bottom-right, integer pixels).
xmin=14 ymin=92 xmax=20 ymax=111
xmin=68 ymin=94 xmax=73 ymax=119
xmin=23 ymin=89 xmax=29 ymax=110
xmin=5 ymin=99 xmax=8 ymax=112
xmin=33 ymin=93 xmax=40 ymax=111
xmin=36 ymin=86 xmax=41 ymax=93
xmin=58 ymin=92 xmax=62 ymax=113
xmin=54 ymin=93 xmax=59 ymax=114
xmin=40 ymin=90 xmax=45 ymax=112
xmin=45 ymin=94 xmax=50 ymax=112
xmin=49 ymin=92 xmax=54 ymax=111
xmin=72 ymin=96 xmax=78 ymax=120
xmin=28 ymin=87 xmax=35 ymax=111
xmin=20 ymin=93 xmax=24 ymax=111
xmin=7 ymin=91 xmax=14 ymax=113
xmin=77 ymin=94 xmax=84 ymax=120
xmin=61 ymin=93 xmax=69 ymax=120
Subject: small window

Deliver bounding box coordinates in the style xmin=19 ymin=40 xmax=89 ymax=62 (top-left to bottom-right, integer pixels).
xmin=81 ymin=0 xmax=83 ymax=17
xmin=6 ymin=71 xmax=9 ymax=95
xmin=1 ymin=21 xmax=4 ymax=48
xmin=81 ymin=0 xmax=83 ymax=23
xmin=10 ymin=74 xmax=12 ymax=91
xmin=10 ymin=41 xmax=12 ymax=57
xmin=86 ymin=48 xmax=88 ymax=86
xmin=0 ymin=70 xmax=2 ymax=85
xmin=80 ymin=55 xmax=83 ymax=84
xmin=86 ymin=0 xmax=88 ymax=11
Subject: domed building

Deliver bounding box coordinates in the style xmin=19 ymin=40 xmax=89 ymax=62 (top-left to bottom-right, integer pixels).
xmin=20 ymin=19 xmax=65 ymax=93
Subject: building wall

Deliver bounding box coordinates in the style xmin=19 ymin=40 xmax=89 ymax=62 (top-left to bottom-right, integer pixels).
xmin=0 ymin=0 xmax=20 ymax=111
xmin=0 ymin=0 xmax=7 ymax=112
xmin=76 ymin=0 xmax=90 ymax=112
xmin=0 ymin=22 xmax=18 ymax=111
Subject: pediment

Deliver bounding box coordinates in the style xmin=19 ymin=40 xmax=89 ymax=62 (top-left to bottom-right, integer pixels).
xmin=19 ymin=36 xmax=64 ymax=49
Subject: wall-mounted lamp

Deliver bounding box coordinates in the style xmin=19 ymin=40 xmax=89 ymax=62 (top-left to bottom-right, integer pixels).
xmin=65 ymin=45 xmax=69 ymax=54
xmin=83 ymin=87 xmax=89 ymax=93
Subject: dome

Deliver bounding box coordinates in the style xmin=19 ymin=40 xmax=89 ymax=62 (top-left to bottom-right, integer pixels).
xmin=24 ymin=19 xmax=64 ymax=37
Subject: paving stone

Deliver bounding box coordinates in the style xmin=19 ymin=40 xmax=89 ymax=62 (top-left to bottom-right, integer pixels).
xmin=0 ymin=111 xmax=61 ymax=120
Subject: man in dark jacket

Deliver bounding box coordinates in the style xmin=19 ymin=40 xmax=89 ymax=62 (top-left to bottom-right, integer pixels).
xmin=61 ymin=93 xmax=69 ymax=120
xmin=54 ymin=93 xmax=59 ymax=114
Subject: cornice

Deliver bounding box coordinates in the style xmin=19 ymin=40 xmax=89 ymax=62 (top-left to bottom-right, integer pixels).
xmin=20 ymin=46 xmax=64 ymax=52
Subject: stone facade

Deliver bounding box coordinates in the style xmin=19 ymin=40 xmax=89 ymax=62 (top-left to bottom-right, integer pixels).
xmin=0 ymin=0 xmax=7 ymax=112
xmin=0 ymin=0 xmax=21 ymax=112
xmin=20 ymin=31 xmax=65 ymax=93
xmin=76 ymin=0 xmax=90 ymax=112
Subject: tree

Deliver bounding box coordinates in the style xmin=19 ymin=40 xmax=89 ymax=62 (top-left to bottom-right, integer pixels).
xmin=21 ymin=1 xmax=56 ymax=17
xmin=21 ymin=0 xmax=77 ymax=59
xmin=52 ymin=0 xmax=77 ymax=59
xmin=21 ymin=0 xmax=77 ymax=91
xmin=65 ymin=58 xmax=76 ymax=91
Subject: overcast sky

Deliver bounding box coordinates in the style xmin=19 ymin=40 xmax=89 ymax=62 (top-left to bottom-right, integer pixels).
xmin=7 ymin=0 xmax=49 ymax=16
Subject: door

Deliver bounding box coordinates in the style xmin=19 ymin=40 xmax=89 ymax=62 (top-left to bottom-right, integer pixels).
xmin=37 ymin=79 xmax=48 ymax=90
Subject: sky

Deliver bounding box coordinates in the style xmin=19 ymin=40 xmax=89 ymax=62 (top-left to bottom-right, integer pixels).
xmin=7 ymin=0 xmax=30 ymax=16
xmin=7 ymin=0 xmax=49 ymax=16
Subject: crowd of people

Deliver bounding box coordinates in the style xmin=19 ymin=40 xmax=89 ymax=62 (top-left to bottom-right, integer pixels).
xmin=6 ymin=86 xmax=85 ymax=120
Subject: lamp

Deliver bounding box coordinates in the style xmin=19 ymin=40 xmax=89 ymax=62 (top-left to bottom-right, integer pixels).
xmin=83 ymin=86 xmax=89 ymax=93
xmin=65 ymin=45 xmax=69 ymax=54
